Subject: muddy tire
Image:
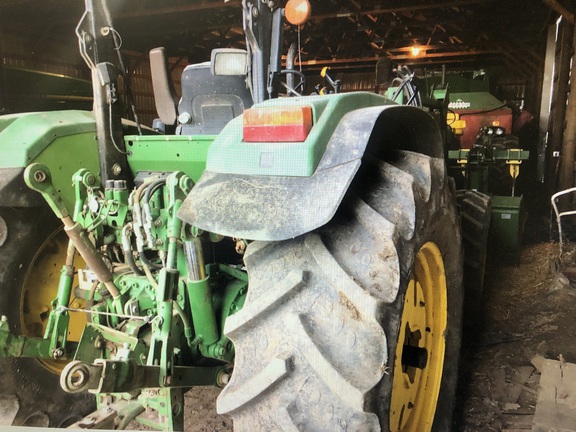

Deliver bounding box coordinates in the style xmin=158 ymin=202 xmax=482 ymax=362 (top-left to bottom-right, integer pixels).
xmin=0 ymin=207 xmax=94 ymax=427
xmin=218 ymin=150 xmax=463 ymax=431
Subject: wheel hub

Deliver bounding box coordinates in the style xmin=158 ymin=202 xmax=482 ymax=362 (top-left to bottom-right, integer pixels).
xmin=20 ymin=228 xmax=87 ymax=374
xmin=390 ymin=242 xmax=448 ymax=432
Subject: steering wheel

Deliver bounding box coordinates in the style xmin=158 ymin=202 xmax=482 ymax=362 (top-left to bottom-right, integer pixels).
xmin=279 ymin=69 xmax=307 ymax=96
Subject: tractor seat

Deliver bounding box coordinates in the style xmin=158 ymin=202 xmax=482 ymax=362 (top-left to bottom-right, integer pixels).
xmin=177 ymin=62 xmax=253 ymax=135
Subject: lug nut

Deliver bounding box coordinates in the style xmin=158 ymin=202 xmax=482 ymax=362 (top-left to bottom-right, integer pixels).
xmin=218 ymin=373 xmax=230 ymax=386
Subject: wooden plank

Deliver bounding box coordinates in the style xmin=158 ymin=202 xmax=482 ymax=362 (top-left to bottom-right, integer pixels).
xmin=504 ymin=366 xmax=535 ymax=406
xmin=532 ymin=360 xmax=576 ymax=432
xmin=543 ymin=0 xmax=575 ymax=24
xmin=545 ymin=19 xmax=573 ymax=197
xmin=558 ymin=29 xmax=576 ymax=194
xmin=503 ymin=413 xmax=534 ymax=429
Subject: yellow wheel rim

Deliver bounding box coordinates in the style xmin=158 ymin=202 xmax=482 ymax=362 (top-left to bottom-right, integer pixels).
xmin=20 ymin=227 xmax=87 ymax=374
xmin=390 ymin=242 xmax=448 ymax=432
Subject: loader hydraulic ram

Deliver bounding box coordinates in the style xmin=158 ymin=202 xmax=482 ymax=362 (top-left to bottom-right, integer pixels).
xmin=0 ymin=0 xmax=463 ymax=430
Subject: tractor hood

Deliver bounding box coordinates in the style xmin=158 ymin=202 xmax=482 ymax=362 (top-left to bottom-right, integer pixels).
xmin=178 ymin=100 xmax=442 ymax=241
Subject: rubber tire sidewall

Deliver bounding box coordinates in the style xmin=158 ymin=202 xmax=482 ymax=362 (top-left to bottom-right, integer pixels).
xmin=0 ymin=206 xmax=94 ymax=427
xmin=374 ymin=193 xmax=463 ymax=431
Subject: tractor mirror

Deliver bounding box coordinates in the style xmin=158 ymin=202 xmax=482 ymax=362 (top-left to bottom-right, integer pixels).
xmin=211 ymin=49 xmax=248 ymax=76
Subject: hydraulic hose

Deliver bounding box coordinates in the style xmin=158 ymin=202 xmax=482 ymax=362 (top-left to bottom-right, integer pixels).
xmin=121 ymin=223 xmax=144 ymax=276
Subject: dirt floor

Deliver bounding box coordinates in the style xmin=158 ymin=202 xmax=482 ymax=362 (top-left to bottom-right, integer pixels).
xmin=138 ymin=219 xmax=576 ymax=432
xmin=456 ymin=216 xmax=576 ymax=432
xmin=457 ymin=239 xmax=576 ymax=431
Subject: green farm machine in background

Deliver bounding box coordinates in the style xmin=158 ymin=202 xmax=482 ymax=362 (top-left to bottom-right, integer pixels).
xmin=381 ymin=63 xmax=530 ymax=315
xmin=0 ymin=0 xmax=524 ymax=430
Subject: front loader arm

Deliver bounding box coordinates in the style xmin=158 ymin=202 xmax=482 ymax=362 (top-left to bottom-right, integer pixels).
xmin=76 ymin=0 xmax=132 ymax=187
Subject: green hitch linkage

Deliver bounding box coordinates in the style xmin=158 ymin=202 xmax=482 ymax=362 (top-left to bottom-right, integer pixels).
xmin=15 ymin=163 xmax=125 ymax=360
xmin=146 ymin=173 xmax=189 ymax=387
xmin=184 ymin=238 xmax=219 ymax=348
xmin=24 ymin=164 xmax=121 ymax=299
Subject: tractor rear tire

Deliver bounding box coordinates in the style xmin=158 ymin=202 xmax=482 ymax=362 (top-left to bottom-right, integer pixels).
xmin=0 ymin=207 xmax=94 ymax=427
xmin=217 ymin=150 xmax=463 ymax=431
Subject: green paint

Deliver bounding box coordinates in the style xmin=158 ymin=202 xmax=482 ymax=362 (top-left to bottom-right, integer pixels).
xmin=186 ymin=278 xmax=219 ymax=346
xmin=24 ymin=164 xmax=71 ymax=218
xmin=0 ymin=318 xmax=54 ymax=358
xmin=205 ymin=92 xmax=393 ymax=177
xmin=0 ymin=108 xmax=252 ymax=428
xmin=124 ymin=135 xmax=214 ymax=183
xmin=0 ymin=110 xmax=97 ymax=167
xmin=136 ymin=388 xmax=184 ymax=430
xmin=489 ymin=195 xmax=525 ymax=263
xmin=0 ymin=111 xmax=99 ymax=210
xmin=449 ymin=92 xmax=509 ymax=111
xmin=45 ymin=265 xmax=73 ymax=353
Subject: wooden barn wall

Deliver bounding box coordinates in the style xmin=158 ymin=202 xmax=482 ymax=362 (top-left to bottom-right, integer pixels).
xmin=0 ymin=32 xmax=87 ymax=79
xmin=0 ymin=29 xmax=540 ymax=129
xmin=336 ymin=72 xmax=377 ymax=93
xmin=0 ymin=30 xmax=185 ymax=126
xmin=305 ymin=72 xmax=378 ymax=94
xmin=121 ymin=53 xmax=187 ymax=128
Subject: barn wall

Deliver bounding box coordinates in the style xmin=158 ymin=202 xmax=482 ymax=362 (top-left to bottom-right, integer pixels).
xmin=0 ymin=31 xmax=86 ymax=79
xmin=121 ymin=52 xmax=187 ymax=127
xmin=0 ymin=29 xmax=187 ymax=126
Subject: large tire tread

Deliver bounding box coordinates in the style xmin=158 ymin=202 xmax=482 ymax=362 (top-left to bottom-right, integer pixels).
xmin=457 ymin=190 xmax=491 ymax=325
xmin=0 ymin=206 xmax=94 ymax=427
xmin=219 ymin=150 xmax=462 ymax=431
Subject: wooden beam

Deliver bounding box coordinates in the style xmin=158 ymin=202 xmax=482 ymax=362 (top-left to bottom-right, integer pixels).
xmin=56 ymin=1 xmax=241 ymax=24
xmin=496 ymin=48 xmax=534 ymax=81
xmin=558 ymin=29 xmax=576 ymax=192
xmin=391 ymin=49 xmax=498 ymax=60
xmin=115 ymin=1 xmax=241 ymax=19
xmin=296 ymin=49 xmax=499 ymax=67
xmin=545 ymin=23 xmax=574 ymax=196
xmin=543 ymin=0 xmax=575 ymax=24
xmin=301 ymin=56 xmax=503 ymax=72
xmin=169 ymin=56 xmax=186 ymax=73
xmin=0 ymin=0 xmax=36 ymax=7
xmin=497 ymin=41 xmax=540 ymax=76
xmin=311 ymin=0 xmax=496 ymax=22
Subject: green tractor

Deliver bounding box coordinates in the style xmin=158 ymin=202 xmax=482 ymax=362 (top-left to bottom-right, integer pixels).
xmin=0 ymin=0 xmax=464 ymax=430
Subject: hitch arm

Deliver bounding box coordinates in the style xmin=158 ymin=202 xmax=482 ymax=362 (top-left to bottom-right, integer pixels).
xmin=0 ymin=317 xmax=53 ymax=358
xmin=24 ymin=163 xmax=121 ymax=300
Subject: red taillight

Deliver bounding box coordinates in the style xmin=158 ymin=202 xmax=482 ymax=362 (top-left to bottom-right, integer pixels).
xmin=243 ymin=106 xmax=313 ymax=142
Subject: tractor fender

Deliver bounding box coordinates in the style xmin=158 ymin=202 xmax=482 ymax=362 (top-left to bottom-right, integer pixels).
xmin=0 ymin=111 xmax=147 ymax=208
xmin=178 ymin=104 xmax=443 ymax=241
xmin=0 ymin=110 xmax=97 ymax=207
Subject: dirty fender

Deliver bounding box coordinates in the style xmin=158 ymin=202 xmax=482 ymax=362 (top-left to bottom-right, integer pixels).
xmin=178 ymin=105 xmax=443 ymax=241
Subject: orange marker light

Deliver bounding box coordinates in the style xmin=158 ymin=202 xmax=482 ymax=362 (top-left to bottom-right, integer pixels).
xmin=243 ymin=106 xmax=313 ymax=142
xmin=285 ymin=0 xmax=311 ymax=26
